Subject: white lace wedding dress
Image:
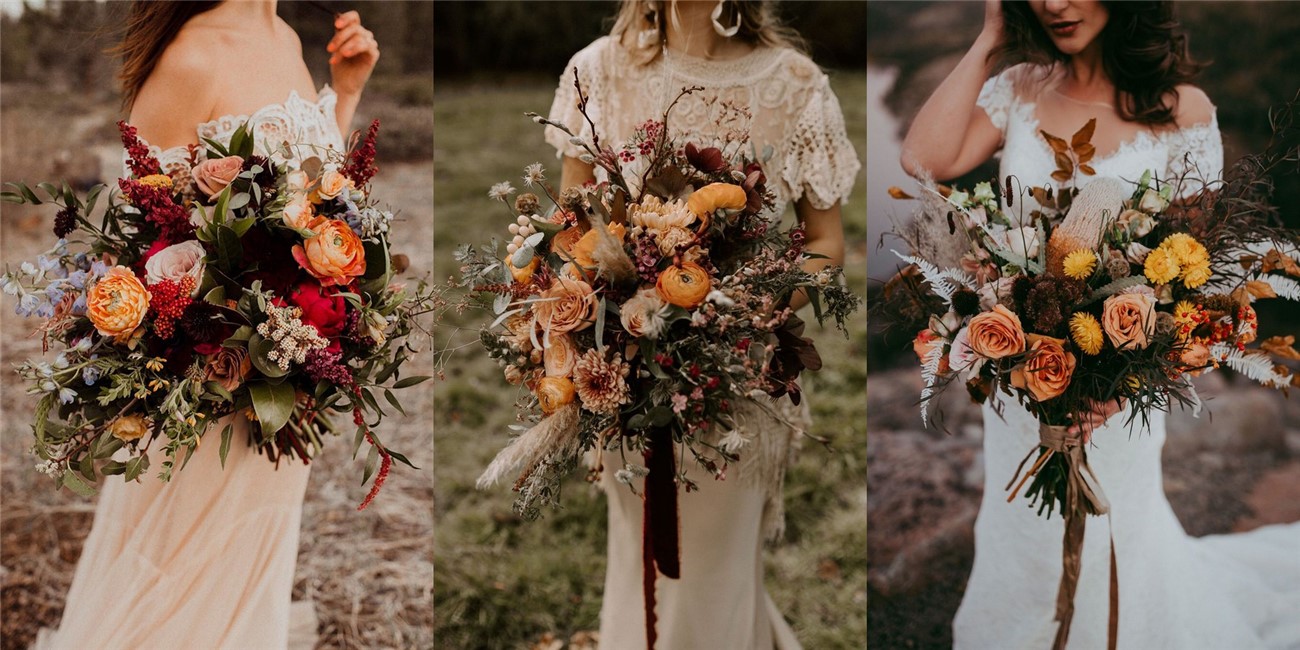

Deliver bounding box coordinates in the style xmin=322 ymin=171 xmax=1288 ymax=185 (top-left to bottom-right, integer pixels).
xmin=546 ymin=37 xmax=860 ymax=649
xmin=34 ymin=87 xmax=344 ymax=650
xmin=953 ymin=65 xmax=1300 ymax=650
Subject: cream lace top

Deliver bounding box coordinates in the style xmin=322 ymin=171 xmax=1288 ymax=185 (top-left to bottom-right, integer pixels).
xmin=545 ymin=36 xmax=861 ymax=212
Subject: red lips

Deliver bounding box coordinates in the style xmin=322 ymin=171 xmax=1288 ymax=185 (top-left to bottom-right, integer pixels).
xmin=1050 ymin=20 xmax=1081 ymax=36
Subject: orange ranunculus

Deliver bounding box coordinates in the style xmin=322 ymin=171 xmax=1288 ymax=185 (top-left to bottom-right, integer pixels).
xmin=656 ymin=261 xmax=712 ymax=309
xmin=686 ymin=183 xmax=746 ymax=230
xmin=912 ymin=328 xmax=951 ymax=374
xmin=1102 ymin=290 xmax=1156 ymax=350
xmin=1179 ymin=341 xmax=1212 ymax=376
xmin=87 ymin=266 xmax=151 ymax=343
xmin=292 ymin=218 xmax=367 ymax=287
xmin=534 ymin=278 xmax=597 ymax=333
xmin=966 ymin=304 xmax=1026 ymax=360
xmin=536 ymin=376 xmax=576 ymax=414
xmin=1010 ymin=334 xmax=1076 ymax=401
xmin=506 ymin=255 xmax=540 ymax=284
xmin=570 ymin=222 xmax=627 ymax=271
xmin=551 ymin=226 xmax=584 ymax=258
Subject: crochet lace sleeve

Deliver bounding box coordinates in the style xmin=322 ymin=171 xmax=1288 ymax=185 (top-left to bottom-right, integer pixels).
xmin=1164 ymin=113 xmax=1224 ymax=199
xmin=779 ymin=75 xmax=861 ymax=211
xmin=976 ymin=68 xmax=1017 ymax=135
xmin=545 ymin=38 xmax=609 ymax=160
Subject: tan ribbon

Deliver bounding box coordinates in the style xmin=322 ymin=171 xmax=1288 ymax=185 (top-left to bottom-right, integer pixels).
xmin=1036 ymin=423 xmax=1118 ymax=650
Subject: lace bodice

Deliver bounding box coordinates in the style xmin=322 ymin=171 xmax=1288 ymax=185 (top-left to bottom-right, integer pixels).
xmin=546 ymin=36 xmax=860 ymax=212
xmin=977 ymin=64 xmax=1223 ymax=204
xmin=138 ymin=86 xmax=344 ymax=175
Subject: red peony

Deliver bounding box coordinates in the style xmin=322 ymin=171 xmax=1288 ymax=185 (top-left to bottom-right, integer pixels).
xmin=289 ymin=281 xmax=348 ymax=338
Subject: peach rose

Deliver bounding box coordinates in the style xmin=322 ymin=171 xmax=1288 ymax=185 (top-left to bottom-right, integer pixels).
xmin=536 ymin=376 xmax=576 ymax=414
xmin=1102 ymin=291 xmax=1156 ymax=350
xmin=1010 ymin=334 xmax=1076 ymax=402
xmin=543 ymin=333 xmax=579 ymax=377
xmin=965 ymin=304 xmax=1026 ymax=360
xmin=656 ymin=262 xmax=712 ymax=309
xmin=144 ymin=240 xmax=206 ymax=295
xmin=87 ymin=266 xmax=151 ymax=343
xmin=534 ymin=278 xmax=597 ymax=333
xmin=1179 ymin=341 xmax=1212 ymax=376
xmin=107 ymin=414 xmax=150 ymax=442
xmin=620 ymin=288 xmax=671 ymax=339
xmin=912 ymin=328 xmax=951 ymax=373
xmin=205 ymin=346 xmax=252 ymax=393
xmin=282 ymin=196 xmax=315 ymax=230
xmin=292 ymin=218 xmax=367 ymax=287
xmin=192 ymin=155 xmax=244 ymax=199
xmin=316 ymin=166 xmax=352 ymax=201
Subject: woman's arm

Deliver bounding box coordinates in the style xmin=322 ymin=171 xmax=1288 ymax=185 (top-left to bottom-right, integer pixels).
xmin=898 ymin=0 xmax=1006 ymax=181
xmin=789 ymin=197 xmax=845 ymax=312
xmin=327 ymin=10 xmax=380 ymax=136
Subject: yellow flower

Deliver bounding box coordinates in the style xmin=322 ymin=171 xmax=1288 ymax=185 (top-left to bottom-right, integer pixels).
xmin=1160 ymin=233 xmax=1199 ymax=264
xmin=139 ymin=174 xmax=173 ymax=190
xmin=1069 ymin=312 xmax=1104 ymax=355
xmin=1063 ymin=249 xmax=1098 ymax=280
xmin=107 ymin=414 xmax=150 ymax=442
xmin=1124 ymin=375 xmax=1142 ymax=391
xmin=1180 ymin=260 xmax=1212 ymax=288
xmin=1143 ymin=247 xmax=1180 ymax=284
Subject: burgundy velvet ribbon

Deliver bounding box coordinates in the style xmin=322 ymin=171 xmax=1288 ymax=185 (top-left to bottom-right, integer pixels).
xmin=642 ymin=425 xmax=681 ymax=649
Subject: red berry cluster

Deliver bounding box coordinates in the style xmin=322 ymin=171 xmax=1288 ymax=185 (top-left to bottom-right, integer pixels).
xmin=118 ymin=121 xmax=161 ymax=178
xmin=148 ymin=277 xmax=196 ymax=339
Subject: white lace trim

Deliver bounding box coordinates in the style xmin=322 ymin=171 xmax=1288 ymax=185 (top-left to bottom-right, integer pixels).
xmin=545 ymin=36 xmax=859 ymax=210
xmin=135 ymin=86 xmax=344 ymax=176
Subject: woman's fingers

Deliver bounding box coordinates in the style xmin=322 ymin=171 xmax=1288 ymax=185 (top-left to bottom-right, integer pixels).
xmin=334 ymin=10 xmax=360 ymax=30
xmin=328 ymin=24 xmax=365 ymax=53
xmin=329 ymin=31 xmax=378 ymax=66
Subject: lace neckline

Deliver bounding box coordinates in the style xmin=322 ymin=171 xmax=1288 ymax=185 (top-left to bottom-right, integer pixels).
xmin=657 ymin=44 xmax=782 ymax=83
xmin=195 ymin=86 xmax=336 ymax=135
xmin=1019 ymin=98 xmax=1219 ymax=168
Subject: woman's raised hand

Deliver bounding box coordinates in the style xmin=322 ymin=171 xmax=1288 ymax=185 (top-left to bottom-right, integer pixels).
xmin=981 ymin=0 xmax=1005 ymax=49
xmin=328 ymin=10 xmax=380 ymax=98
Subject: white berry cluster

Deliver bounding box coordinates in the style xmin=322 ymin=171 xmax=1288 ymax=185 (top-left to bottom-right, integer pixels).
xmin=256 ymin=305 xmax=329 ymax=371
xmin=506 ymin=214 xmax=542 ymax=255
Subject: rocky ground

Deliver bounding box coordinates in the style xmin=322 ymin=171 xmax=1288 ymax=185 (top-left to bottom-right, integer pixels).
xmin=867 ymin=366 xmax=1300 ymax=649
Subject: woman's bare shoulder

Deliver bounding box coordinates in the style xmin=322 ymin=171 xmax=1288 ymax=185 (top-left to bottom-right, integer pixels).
xmin=1171 ymin=84 xmax=1216 ymax=128
xmin=129 ymin=28 xmax=223 ymax=147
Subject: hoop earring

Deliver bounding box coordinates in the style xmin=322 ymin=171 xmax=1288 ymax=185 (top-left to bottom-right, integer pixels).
xmin=638 ymin=0 xmax=663 ymax=49
xmin=712 ymin=0 xmax=740 ymax=38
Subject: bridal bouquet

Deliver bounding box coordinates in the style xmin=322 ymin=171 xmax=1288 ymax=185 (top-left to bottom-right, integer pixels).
xmin=447 ymin=77 xmax=857 ymax=645
xmin=1 ymin=120 xmax=431 ymax=509
xmin=886 ymin=118 xmax=1300 ymax=647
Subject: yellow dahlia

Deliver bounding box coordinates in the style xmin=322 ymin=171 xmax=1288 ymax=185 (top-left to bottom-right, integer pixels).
xmin=1063 ymin=249 xmax=1099 ymax=280
xmin=1069 ymin=312 xmax=1104 ymax=355
xmin=1144 ymin=247 xmax=1181 ymax=284
xmin=1161 ymin=233 xmax=1201 ymax=264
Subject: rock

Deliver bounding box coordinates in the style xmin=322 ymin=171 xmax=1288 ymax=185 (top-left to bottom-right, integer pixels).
xmin=1166 ymin=385 xmax=1286 ymax=454
xmin=868 ymin=503 xmax=977 ymax=597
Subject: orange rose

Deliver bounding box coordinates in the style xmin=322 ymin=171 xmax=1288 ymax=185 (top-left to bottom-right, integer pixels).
xmin=315 ymin=166 xmax=352 ymax=201
xmin=544 ymin=333 xmax=579 ymax=377
xmin=506 ymin=255 xmax=540 ymax=284
xmin=912 ymin=329 xmax=951 ymax=374
xmin=965 ymin=305 xmax=1026 ymax=360
xmin=1010 ymin=334 xmax=1076 ymax=401
xmin=87 ymin=266 xmax=151 ymax=343
xmin=1102 ymin=291 xmax=1156 ymax=350
xmin=687 ymin=183 xmax=746 ymax=229
xmin=537 ymin=376 xmax=576 ymax=414
xmin=571 ymin=222 xmax=627 ymax=271
xmin=551 ymin=227 xmax=584 ymax=258
xmin=656 ymin=262 xmax=712 ymax=309
xmin=534 ymin=278 xmax=597 ymax=333
xmin=292 ymin=218 xmax=367 ymax=287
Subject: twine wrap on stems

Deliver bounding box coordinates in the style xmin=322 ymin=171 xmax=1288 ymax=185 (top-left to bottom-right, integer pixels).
xmin=1017 ymin=423 xmax=1118 ymax=650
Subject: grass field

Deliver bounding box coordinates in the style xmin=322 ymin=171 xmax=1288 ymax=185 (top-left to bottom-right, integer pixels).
xmin=0 ymin=82 xmax=435 ymax=649
xmin=432 ymin=71 xmax=868 ymax=649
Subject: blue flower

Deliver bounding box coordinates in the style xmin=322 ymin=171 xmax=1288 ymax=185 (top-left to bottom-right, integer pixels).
xmin=58 ymin=387 xmax=76 ymax=405
xmin=71 ymin=294 xmax=87 ymax=315
xmin=35 ymin=302 xmax=55 ymax=318
xmin=17 ymin=293 xmax=39 ymax=317
xmin=82 ymin=365 xmax=101 ymax=386
xmin=68 ymin=270 xmax=88 ymax=290
xmin=45 ymin=283 xmax=65 ymax=303
xmin=90 ymin=260 xmax=109 ymax=277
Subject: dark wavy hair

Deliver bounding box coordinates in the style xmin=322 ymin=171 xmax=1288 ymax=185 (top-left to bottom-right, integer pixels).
xmin=990 ymin=1 xmax=1206 ymax=126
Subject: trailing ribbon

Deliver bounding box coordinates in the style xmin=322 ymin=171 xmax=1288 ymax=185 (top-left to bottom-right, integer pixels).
xmin=1035 ymin=423 xmax=1118 ymax=650
xmin=642 ymin=425 xmax=681 ymax=650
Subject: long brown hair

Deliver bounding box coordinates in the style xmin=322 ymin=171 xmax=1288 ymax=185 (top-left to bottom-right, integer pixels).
xmin=116 ymin=1 xmax=220 ymax=110
xmin=991 ymin=1 xmax=1206 ymax=126
xmin=611 ymin=0 xmax=805 ymax=65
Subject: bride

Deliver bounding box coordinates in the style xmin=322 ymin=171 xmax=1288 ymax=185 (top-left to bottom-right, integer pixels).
xmin=35 ymin=2 xmax=378 ymax=647
xmin=901 ymin=1 xmax=1300 ymax=648
xmin=547 ymin=0 xmax=859 ymax=647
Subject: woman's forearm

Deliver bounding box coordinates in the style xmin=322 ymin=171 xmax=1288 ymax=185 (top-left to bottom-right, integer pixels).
xmin=334 ymin=91 xmax=361 ymax=139
xmin=899 ymin=31 xmax=1001 ymax=180
xmin=789 ymin=232 xmax=844 ymax=312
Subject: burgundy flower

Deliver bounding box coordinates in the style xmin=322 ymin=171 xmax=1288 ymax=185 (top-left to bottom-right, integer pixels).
xmin=685 ymin=143 xmax=728 ymax=174
xmin=289 ymin=281 xmax=347 ymax=338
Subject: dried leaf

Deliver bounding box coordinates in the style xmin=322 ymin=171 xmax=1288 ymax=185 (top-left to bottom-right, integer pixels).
xmin=1051 ymin=170 xmax=1072 ymax=183
xmin=1071 ymin=118 xmax=1097 ymax=149
xmin=1041 ymin=130 xmax=1070 ymax=155
xmin=1075 ymin=143 xmax=1096 ymax=163
xmin=1262 ymin=249 xmax=1300 ymax=276
xmin=1261 ymin=335 xmax=1300 ymax=360
xmin=1054 ymin=152 xmax=1075 ymax=173
xmin=888 ymin=186 xmax=915 ymax=200
xmin=1030 ymin=187 xmax=1051 ymax=206
xmin=1078 ymin=164 xmax=1096 ymax=176
xmin=1246 ymin=280 xmax=1278 ymax=300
